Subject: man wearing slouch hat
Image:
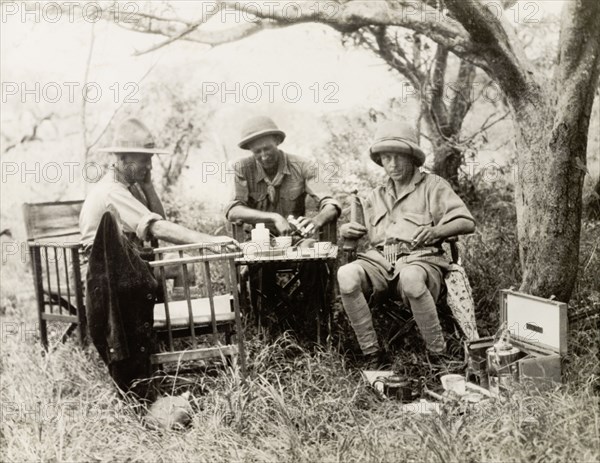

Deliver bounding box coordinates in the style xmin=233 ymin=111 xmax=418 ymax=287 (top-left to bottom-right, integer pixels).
xmin=80 ymin=118 xmax=233 ymax=253
xmin=337 ymin=120 xmax=475 ymax=368
xmin=79 ymin=118 xmax=235 ymax=400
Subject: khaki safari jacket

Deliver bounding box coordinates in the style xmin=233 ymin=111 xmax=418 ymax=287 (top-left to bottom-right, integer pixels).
xmin=225 ymin=151 xmax=341 ymax=218
xmin=362 ymin=170 xmax=474 ymax=247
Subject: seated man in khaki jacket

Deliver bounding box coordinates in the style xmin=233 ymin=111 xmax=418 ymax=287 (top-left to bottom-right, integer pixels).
xmin=80 ymin=118 xmax=234 ymax=254
xmin=225 ymin=116 xmax=341 ymax=335
xmin=338 ymin=120 xmax=475 ymax=368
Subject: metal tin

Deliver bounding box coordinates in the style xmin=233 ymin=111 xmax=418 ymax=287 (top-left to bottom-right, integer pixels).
xmin=342 ymin=191 xmax=364 ymax=253
xmin=374 ymin=375 xmax=414 ymax=402
xmin=487 ymin=345 xmax=524 ymax=396
xmin=465 ymin=338 xmax=494 ymax=388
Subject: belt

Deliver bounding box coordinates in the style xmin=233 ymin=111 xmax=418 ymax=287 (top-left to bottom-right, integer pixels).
xmin=375 ymin=242 xmax=443 ymax=263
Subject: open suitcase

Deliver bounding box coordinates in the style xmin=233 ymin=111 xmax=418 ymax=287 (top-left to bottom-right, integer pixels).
xmin=466 ymin=289 xmax=567 ymax=392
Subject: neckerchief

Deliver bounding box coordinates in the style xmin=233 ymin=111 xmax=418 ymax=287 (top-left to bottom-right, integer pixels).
xmin=257 ymin=152 xmax=286 ymax=205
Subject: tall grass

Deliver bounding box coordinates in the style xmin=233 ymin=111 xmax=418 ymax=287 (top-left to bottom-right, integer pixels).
xmin=1 ymin=311 xmax=598 ymax=463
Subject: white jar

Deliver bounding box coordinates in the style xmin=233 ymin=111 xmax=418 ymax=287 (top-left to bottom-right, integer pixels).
xmin=251 ymin=223 xmax=270 ymax=251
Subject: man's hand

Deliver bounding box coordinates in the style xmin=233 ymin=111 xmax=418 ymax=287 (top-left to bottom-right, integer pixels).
xmin=340 ymin=222 xmax=367 ymax=239
xmin=297 ymin=216 xmax=319 ymax=236
xmin=140 ymin=168 xmax=153 ymax=189
xmin=273 ymin=214 xmax=292 ymax=236
xmin=210 ymin=235 xmax=239 ymax=245
xmin=411 ymin=225 xmax=440 ymax=247
xmin=207 ymin=235 xmax=240 ymax=253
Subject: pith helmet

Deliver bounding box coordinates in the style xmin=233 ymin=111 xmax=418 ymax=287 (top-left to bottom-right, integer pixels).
xmin=369 ymin=120 xmax=425 ymax=167
xmin=238 ymin=116 xmax=286 ymax=150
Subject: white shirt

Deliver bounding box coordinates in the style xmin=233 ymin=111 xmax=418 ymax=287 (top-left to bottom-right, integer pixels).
xmin=79 ymin=170 xmax=162 ymax=248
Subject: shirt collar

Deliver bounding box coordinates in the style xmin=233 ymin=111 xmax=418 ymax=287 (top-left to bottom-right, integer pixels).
xmin=385 ymin=169 xmax=424 ymax=203
xmin=255 ymin=150 xmax=290 ymax=182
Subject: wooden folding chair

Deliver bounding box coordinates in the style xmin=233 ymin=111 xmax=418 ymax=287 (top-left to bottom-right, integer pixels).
xmin=149 ymin=243 xmax=246 ymax=376
xmin=22 ymin=200 xmax=87 ymax=350
xmin=344 ymin=237 xmax=475 ymax=346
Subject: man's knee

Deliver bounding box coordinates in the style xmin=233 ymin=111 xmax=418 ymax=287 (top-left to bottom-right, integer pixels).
xmin=337 ymin=263 xmax=366 ymax=294
xmin=399 ymin=266 xmax=428 ymax=299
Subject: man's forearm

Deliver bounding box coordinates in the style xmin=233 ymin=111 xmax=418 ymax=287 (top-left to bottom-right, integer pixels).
xmin=436 ymin=218 xmax=475 ymax=240
xmin=140 ymin=182 xmax=166 ymax=219
xmin=313 ymin=204 xmax=339 ymax=228
xmin=150 ymin=220 xmax=217 ymax=245
xmin=227 ymin=205 xmax=280 ymax=224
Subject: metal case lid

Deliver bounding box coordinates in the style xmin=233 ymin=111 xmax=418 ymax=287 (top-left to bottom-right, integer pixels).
xmin=500 ymin=289 xmax=567 ymax=355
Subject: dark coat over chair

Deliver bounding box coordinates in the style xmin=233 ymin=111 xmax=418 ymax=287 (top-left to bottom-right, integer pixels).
xmin=86 ymin=211 xmax=158 ymax=398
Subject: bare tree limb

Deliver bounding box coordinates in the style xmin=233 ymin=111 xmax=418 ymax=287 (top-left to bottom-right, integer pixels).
xmin=132 ymin=4 xmax=224 ymax=55
xmin=82 ymin=23 xmax=95 ymax=160
xmin=108 ymin=7 xmax=267 ymax=46
xmin=86 ymin=60 xmax=159 ymax=155
xmin=218 ymin=0 xmax=477 ymax=56
xmin=2 ymin=113 xmax=54 ymax=154
xmin=429 ymin=46 xmax=450 ymax=131
xmin=462 ymin=112 xmax=511 ymax=143
xmin=133 ymin=20 xmax=204 ymax=56
xmin=444 ymin=0 xmax=539 ymax=102
xmin=367 ymin=26 xmax=423 ymax=88
xmin=449 ymin=57 xmax=477 ymax=133
xmin=554 ymin=0 xmax=600 ymax=128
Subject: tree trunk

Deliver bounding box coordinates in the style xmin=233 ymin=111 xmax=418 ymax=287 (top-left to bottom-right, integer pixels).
xmin=431 ymin=140 xmax=463 ymax=187
xmin=424 ymin=49 xmax=476 ymax=187
xmin=513 ymin=91 xmax=591 ymax=301
xmin=422 ymin=111 xmax=463 ymax=187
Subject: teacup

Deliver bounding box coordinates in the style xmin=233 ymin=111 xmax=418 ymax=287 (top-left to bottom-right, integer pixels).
xmin=441 ymin=374 xmax=466 ymax=395
xmin=314 ymin=241 xmax=332 ymax=256
xmin=273 ymin=236 xmax=292 ymax=249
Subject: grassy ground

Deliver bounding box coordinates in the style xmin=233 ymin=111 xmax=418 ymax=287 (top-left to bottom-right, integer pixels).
xmin=1 ymin=235 xmax=599 ymax=463
xmin=1 ymin=189 xmax=599 ymax=462
xmin=1 ymin=319 xmax=598 ymax=463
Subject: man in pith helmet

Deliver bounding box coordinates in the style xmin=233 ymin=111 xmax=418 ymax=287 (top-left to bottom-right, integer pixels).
xmin=226 ymin=115 xmax=340 ymax=235
xmin=226 ymin=116 xmax=341 ymax=337
xmin=337 ymin=120 xmax=475 ymax=368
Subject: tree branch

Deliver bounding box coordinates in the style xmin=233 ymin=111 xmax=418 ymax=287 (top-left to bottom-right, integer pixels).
xmin=97 ymin=5 xmax=268 ymax=46
xmin=366 ymin=26 xmax=424 ymax=88
xmin=462 ymin=112 xmax=511 ymax=143
xmin=86 ymin=60 xmax=159 ymax=154
xmin=2 ymin=113 xmax=54 ymax=154
xmin=429 ymin=46 xmax=450 ymax=131
xmin=554 ymin=0 xmax=600 ymax=128
xmin=220 ymin=1 xmax=481 ymax=61
xmin=82 ymin=23 xmax=95 ymax=159
xmin=449 ymin=57 xmax=477 ymax=133
xmin=132 ymin=4 xmax=226 ymax=55
xmin=444 ymin=0 xmax=539 ymax=104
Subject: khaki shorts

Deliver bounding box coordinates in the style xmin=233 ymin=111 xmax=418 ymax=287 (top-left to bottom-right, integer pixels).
xmin=353 ymin=249 xmax=447 ymax=306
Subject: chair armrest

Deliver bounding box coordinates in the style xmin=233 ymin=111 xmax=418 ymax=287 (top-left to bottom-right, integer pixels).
xmin=444 ymin=237 xmax=459 ymax=264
